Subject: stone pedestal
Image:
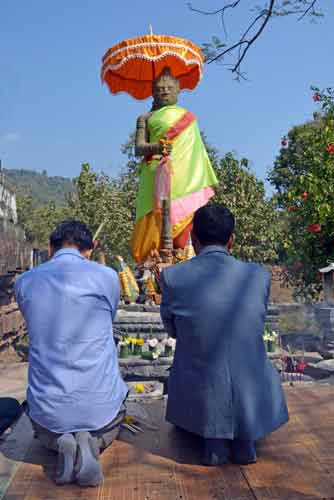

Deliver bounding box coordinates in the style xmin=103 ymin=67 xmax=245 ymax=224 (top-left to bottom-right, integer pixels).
xmin=314 ymin=304 xmax=334 ymax=344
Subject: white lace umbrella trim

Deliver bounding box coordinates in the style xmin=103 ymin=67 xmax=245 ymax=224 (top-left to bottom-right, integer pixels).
xmin=102 ymin=40 xmax=203 ymax=64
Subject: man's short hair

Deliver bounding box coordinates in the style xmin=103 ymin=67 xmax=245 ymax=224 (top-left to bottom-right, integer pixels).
xmin=50 ymin=220 xmax=94 ymax=252
xmin=193 ymin=204 xmax=235 ymax=246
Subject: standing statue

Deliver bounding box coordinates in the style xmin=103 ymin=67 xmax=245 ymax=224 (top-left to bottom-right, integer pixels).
xmin=101 ymin=32 xmax=218 ymax=263
xmin=132 ymin=68 xmax=218 ymax=263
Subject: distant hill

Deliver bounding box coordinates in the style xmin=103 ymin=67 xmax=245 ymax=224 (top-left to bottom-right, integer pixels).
xmin=3 ymin=168 xmax=74 ymax=207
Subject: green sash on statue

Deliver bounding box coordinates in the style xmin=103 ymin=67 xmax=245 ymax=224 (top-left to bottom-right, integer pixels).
xmin=136 ymin=104 xmax=218 ymax=221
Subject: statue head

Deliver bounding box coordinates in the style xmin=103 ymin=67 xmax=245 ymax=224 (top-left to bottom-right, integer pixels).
xmin=152 ymin=67 xmax=180 ymax=109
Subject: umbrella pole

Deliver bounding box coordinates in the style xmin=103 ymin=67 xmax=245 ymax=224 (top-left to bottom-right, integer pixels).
xmin=152 ymin=60 xmax=156 ymax=82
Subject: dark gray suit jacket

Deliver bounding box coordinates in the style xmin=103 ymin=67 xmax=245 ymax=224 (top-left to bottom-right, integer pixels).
xmin=160 ymin=245 xmax=289 ymax=440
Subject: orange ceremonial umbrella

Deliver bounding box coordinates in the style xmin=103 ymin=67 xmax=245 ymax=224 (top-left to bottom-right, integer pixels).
xmin=101 ymin=32 xmax=204 ymax=100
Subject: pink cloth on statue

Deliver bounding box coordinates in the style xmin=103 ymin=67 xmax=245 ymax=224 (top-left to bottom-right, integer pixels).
xmin=170 ymin=186 xmax=215 ymax=226
xmin=154 ymin=156 xmax=173 ymax=213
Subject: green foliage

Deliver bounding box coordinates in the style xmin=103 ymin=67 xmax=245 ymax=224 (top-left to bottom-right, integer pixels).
xmin=201 ymin=35 xmax=226 ymax=62
xmin=209 ymin=149 xmax=279 ymax=263
xmin=118 ymin=132 xmax=139 ymax=222
xmin=13 ymin=149 xmax=137 ymax=257
xmin=13 ymin=133 xmax=280 ymax=268
xmin=268 ymin=88 xmax=334 ymax=301
xmin=16 ymin=195 xmax=69 ymax=246
xmin=270 ymin=1 xmax=323 ymax=17
xmin=68 ymin=163 xmax=134 ymax=261
xmin=4 ymin=168 xmax=74 ymax=207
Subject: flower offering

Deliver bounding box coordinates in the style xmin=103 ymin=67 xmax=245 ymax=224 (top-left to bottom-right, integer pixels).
xmin=119 ymin=336 xmax=130 ymax=358
xmin=147 ymin=338 xmax=159 ymax=352
xmin=162 ymin=337 xmax=176 ymax=356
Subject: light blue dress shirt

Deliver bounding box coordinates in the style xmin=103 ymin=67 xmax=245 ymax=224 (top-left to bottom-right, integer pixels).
xmin=15 ymin=248 xmax=128 ymax=433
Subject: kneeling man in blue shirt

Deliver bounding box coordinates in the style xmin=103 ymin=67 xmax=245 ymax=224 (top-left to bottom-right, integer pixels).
xmin=160 ymin=204 xmax=289 ymax=465
xmin=15 ymin=221 xmax=128 ymax=486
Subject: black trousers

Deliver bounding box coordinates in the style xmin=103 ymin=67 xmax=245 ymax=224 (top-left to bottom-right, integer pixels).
xmin=0 ymin=397 xmax=22 ymax=435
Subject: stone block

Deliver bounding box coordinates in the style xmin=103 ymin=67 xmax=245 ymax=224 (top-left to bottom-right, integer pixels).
xmin=292 ymin=351 xmax=323 ymax=363
xmin=315 ymin=359 xmax=334 ymax=372
xmin=304 ymin=363 xmax=332 ymax=379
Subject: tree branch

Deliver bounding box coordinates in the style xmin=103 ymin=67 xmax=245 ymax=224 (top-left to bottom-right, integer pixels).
xmin=298 ymin=0 xmax=319 ymax=20
xmin=232 ymin=0 xmax=275 ymax=74
xmin=188 ymin=1 xmax=242 ymax=38
xmin=187 ymin=1 xmax=242 ymax=20
xmin=189 ymin=0 xmax=322 ymax=77
xmin=207 ymin=0 xmax=275 ymax=77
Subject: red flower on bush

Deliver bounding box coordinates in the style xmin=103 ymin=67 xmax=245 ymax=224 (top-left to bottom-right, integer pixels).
xmin=288 ymin=206 xmax=297 ymax=213
xmin=313 ymin=93 xmax=321 ymax=102
xmin=292 ymin=261 xmax=302 ymax=270
xmin=281 ymin=136 xmax=288 ymax=147
xmin=301 ymin=191 xmax=308 ymax=200
xmin=327 ymin=143 xmax=334 ymax=154
xmin=308 ymin=223 xmax=321 ymax=233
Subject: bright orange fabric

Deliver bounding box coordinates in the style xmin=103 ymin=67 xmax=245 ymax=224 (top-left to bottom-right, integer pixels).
xmin=131 ymin=212 xmax=193 ymax=263
xmin=101 ymin=34 xmax=204 ymax=100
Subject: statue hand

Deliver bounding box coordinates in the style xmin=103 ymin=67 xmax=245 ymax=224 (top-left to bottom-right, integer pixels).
xmin=165 ymin=143 xmax=173 ymax=155
xmin=158 ymin=141 xmax=173 ymax=156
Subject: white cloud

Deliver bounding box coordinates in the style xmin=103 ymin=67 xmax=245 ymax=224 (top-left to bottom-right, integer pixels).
xmin=0 ymin=132 xmax=21 ymax=143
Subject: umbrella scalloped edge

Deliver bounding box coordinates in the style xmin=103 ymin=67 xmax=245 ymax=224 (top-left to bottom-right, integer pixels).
xmin=101 ymin=35 xmax=204 ymax=100
xmin=102 ymin=51 xmax=203 ymax=76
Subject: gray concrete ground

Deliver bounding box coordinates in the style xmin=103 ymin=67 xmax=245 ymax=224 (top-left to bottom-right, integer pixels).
xmin=0 ymin=363 xmax=28 ymax=402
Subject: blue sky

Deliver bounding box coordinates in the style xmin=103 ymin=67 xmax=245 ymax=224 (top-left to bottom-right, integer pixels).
xmin=0 ymin=1 xmax=332 ymax=192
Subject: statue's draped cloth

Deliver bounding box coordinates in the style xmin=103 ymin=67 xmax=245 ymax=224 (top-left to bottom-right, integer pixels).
xmin=131 ymin=105 xmax=218 ymax=263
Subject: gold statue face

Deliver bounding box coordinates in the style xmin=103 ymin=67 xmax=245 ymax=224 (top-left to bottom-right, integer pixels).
xmin=152 ymin=68 xmax=180 ymax=108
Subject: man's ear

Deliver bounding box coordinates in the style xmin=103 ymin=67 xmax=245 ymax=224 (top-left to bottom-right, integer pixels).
xmin=227 ymin=233 xmax=235 ymax=251
xmin=48 ymin=244 xmax=54 ymax=258
xmin=81 ymin=249 xmax=93 ymax=260
xmin=190 ymin=229 xmax=201 ymax=255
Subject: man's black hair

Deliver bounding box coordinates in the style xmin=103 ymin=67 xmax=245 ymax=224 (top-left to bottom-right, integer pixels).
xmin=49 ymin=220 xmax=94 ymax=252
xmin=193 ymin=204 xmax=235 ymax=246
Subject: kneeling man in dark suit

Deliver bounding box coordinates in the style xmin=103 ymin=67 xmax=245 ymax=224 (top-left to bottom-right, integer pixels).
xmin=160 ymin=204 xmax=289 ymax=465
